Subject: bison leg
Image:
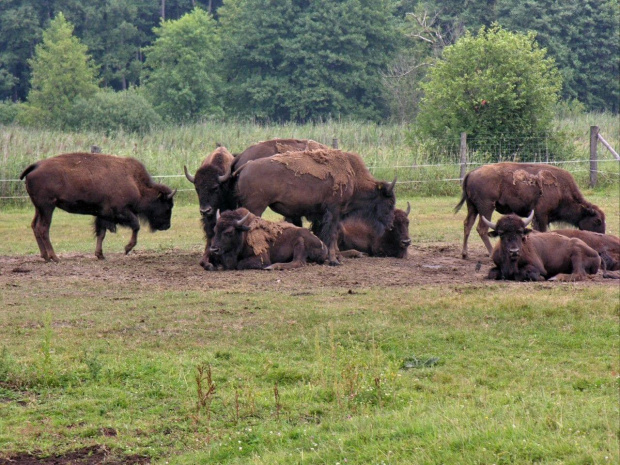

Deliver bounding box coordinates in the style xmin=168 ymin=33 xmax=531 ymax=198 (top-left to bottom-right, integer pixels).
xmin=315 ymin=208 xmax=341 ymax=266
xmin=461 ymin=202 xmax=479 ymax=259
xmin=32 ymin=207 xmax=58 ymax=262
xmin=265 ymin=237 xmax=309 ymax=271
xmin=475 ymin=210 xmax=495 ymax=256
xmin=119 ymin=212 xmax=140 ymax=255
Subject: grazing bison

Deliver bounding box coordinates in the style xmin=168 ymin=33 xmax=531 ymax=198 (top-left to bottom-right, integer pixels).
xmin=455 ymin=162 xmax=606 ymax=258
xmin=234 ymin=148 xmax=397 ymax=265
xmin=207 ymin=208 xmax=328 ymax=270
xmin=338 ymin=203 xmax=411 ymax=258
xmin=485 ymin=212 xmax=600 ymax=282
xmin=20 ymin=152 xmax=176 ymax=262
xmin=551 ymin=229 xmax=620 ymax=273
xmin=184 ymin=146 xmax=236 ymax=268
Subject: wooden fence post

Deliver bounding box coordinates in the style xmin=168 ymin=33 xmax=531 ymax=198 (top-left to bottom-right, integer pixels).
xmin=590 ymin=126 xmax=599 ymax=188
xmin=459 ymin=132 xmax=467 ymax=184
xmin=332 ymin=137 xmax=339 ymax=149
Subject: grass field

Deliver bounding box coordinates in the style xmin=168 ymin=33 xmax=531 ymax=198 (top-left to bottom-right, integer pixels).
xmin=1 ymin=191 xmax=618 ymax=464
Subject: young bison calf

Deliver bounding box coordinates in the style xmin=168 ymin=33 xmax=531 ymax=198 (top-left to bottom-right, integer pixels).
xmin=207 ymin=208 xmax=328 ymax=270
xmin=483 ymin=212 xmax=600 ymax=282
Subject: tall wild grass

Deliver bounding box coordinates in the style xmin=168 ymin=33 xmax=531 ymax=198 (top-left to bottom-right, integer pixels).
xmin=1 ymin=113 xmax=618 ymax=203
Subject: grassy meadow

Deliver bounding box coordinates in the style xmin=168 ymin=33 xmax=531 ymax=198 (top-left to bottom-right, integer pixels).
xmin=0 ymin=117 xmax=619 ymax=463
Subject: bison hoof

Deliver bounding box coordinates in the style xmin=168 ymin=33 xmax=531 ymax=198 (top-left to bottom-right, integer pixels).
xmin=328 ymin=260 xmax=342 ymax=267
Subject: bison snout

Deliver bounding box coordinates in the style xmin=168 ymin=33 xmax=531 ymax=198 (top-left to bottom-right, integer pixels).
xmin=508 ymin=247 xmax=520 ymax=259
xmin=200 ymin=206 xmax=214 ymax=216
xmin=401 ymin=239 xmax=411 ymax=246
xmin=209 ymin=246 xmax=221 ymax=255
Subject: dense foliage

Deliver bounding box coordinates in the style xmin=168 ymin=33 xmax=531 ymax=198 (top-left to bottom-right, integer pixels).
xmin=0 ymin=0 xmax=616 ymax=127
xmin=416 ymin=26 xmax=561 ymax=145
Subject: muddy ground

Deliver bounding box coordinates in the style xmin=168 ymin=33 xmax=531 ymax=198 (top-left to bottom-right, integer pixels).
xmin=0 ymin=243 xmax=616 ymax=291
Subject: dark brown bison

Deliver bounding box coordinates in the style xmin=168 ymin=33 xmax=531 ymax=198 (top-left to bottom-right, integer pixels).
xmin=338 ymin=203 xmax=411 ymax=258
xmin=207 ymin=208 xmax=328 ymax=270
xmin=455 ymin=162 xmax=606 ymax=258
xmin=484 ymin=212 xmax=600 ymax=282
xmin=20 ymin=152 xmax=176 ymax=262
xmin=551 ymin=229 xmax=620 ymax=273
xmin=234 ymin=148 xmax=397 ymax=266
xmin=183 ymin=146 xmax=236 ymax=268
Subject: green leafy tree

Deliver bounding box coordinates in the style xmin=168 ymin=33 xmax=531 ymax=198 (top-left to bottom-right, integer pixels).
xmin=18 ymin=12 xmax=98 ymax=128
xmin=416 ymin=25 xmax=561 ymax=146
xmin=218 ymin=0 xmax=399 ymax=121
xmin=143 ymin=8 xmax=222 ymax=123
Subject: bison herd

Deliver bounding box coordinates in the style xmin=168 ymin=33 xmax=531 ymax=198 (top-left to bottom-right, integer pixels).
xmin=19 ymin=138 xmax=619 ymax=282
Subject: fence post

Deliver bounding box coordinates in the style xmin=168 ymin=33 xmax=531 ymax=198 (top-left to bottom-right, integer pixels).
xmin=459 ymin=132 xmax=467 ymax=184
xmin=332 ymin=137 xmax=339 ymax=149
xmin=590 ymin=126 xmax=598 ymax=188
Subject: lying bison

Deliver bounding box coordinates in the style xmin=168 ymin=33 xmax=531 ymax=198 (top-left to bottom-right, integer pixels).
xmin=20 ymin=152 xmax=176 ymax=262
xmin=234 ymin=148 xmax=396 ymax=265
xmin=207 ymin=208 xmax=328 ymax=270
xmin=484 ymin=212 xmax=600 ymax=281
xmin=455 ymin=163 xmax=606 ymax=258
xmin=338 ymin=203 xmax=411 ymax=258
xmin=551 ymin=229 xmax=620 ymax=274
xmin=184 ymin=146 xmax=236 ymax=268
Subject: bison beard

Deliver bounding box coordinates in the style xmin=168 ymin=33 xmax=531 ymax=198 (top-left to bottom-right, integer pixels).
xmin=20 ymin=153 xmax=176 ymax=262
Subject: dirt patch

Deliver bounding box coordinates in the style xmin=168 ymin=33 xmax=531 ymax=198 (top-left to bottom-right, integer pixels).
xmin=0 ymin=243 xmax=615 ymax=292
xmin=0 ymin=446 xmax=149 ymax=465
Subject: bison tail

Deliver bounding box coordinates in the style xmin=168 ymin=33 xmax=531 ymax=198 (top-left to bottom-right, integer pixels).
xmin=19 ymin=163 xmax=38 ymax=180
xmin=453 ymin=173 xmax=469 ymax=214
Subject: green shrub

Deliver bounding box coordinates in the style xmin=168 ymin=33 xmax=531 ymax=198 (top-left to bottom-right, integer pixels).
xmin=65 ymin=88 xmax=163 ymax=133
xmin=0 ymin=100 xmax=19 ymax=125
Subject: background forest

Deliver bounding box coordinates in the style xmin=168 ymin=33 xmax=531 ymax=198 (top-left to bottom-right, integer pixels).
xmin=0 ymin=0 xmax=617 ymax=129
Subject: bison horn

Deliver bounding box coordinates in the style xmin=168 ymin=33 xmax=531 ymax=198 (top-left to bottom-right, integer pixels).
xmin=523 ymin=210 xmax=535 ymax=227
xmin=167 ymin=189 xmax=177 ymax=200
xmin=387 ymin=177 xmax=397 ymax=194
xmin=216 ymin=209 xmax=220 ymax=222
xmin=480 ymin=215 xmax=497 ymax=230
xmin=236 ymin=211 xmax=252 ymax=227
xmin=184 ymin=165 xmax=195 ymax=184
xmin=405 ymin=202 xmax=411 ymax=216
xmin=218 ymin=168 xmax=232 ymax=183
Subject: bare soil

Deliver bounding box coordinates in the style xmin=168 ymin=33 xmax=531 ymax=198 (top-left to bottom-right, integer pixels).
xmin=0 ymin=243 xmax=615 ymax=292
xmin=0 ymin=445 xmax=149 ymax=465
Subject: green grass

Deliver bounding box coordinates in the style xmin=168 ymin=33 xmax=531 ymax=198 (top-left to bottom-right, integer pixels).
xmin=1 ymin=193 xmax=619 ymax=463
xmin=1 ymin=113 xmax=618 ymax=201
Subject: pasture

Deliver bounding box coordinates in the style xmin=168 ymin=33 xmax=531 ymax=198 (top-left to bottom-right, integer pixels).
xmin=0 ymin=191 xmax=618 ymax=464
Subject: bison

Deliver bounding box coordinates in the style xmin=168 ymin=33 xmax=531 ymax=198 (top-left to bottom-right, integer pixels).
xmin=551 ymin=229 xmax=620 ymax=274
xmin=183 ymin=146 xmax=236 ymax=268
xmin=455 ymin=162 xmax=606 ymax=259
xmin=20 ymin=152 xmax=176 ymax=262
xmin=484 ymin=212 xmax=600 ymax=282
xmin=234 ymin=148 xmax=396 ymax=266
xmin=338 ymin=203 xmax=411 ymax=258
xmin=207 ymin=208 xmax=328 ymax=270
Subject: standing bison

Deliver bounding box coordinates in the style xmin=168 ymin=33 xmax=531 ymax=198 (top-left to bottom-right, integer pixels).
xmin=207 ymin=208 xmax=328 ymax=270
xmin=338 ymin=203 xmax=411 ymax=258
xmin=184 ymin=146 xmax=236 ymax=268
xmin=455 ymin=162 xmax=606 ymax=258
xmin=234 ymin=148 xmax=396 ymax=265
xmin=20 ymin=152 xmax=176 ymax=262
xmin=485 ymin=212 xmax=600 ymax=282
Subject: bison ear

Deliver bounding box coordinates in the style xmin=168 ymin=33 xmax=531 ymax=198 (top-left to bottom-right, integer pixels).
xmin=236 ymin=224 xmax=251 ymax=232
xmin=488 ymin=230 xmax=499 ymax=238
xmin=524 ymin=228 xmax=533 ymax=235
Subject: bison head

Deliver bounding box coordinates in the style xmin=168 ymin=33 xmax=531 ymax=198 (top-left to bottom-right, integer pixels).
xmin=578 ymin=205 xmax=606 ymax=234
xmin=359 ymin=177 xmax=397 ymax=232
xmin=379 ymin=203 xmax=411 ymax=258
xmin=483 ymin=211 xmax=534 ymax=261
xmin=143 ymin=187 xmax=176 ymax=231
xmin=209 ymin=209 xmax=253 ymax=270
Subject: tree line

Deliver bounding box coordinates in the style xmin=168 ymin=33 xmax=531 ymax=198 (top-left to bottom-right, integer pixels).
xmin=0 ymin=0 xmax=617 ymax=132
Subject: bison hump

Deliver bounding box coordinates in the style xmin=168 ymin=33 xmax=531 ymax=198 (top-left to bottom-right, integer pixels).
xmin=270 ymin=149 xmax=354 ymax=191
xmin=246 ymin=218 xmax=296 ymax=257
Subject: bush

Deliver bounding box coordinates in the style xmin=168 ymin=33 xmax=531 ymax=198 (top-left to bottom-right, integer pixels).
xmin=64 ymin=88 xmax=163 ymax=133
xmin=0 ymin=100 xmax=19 ymax=125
